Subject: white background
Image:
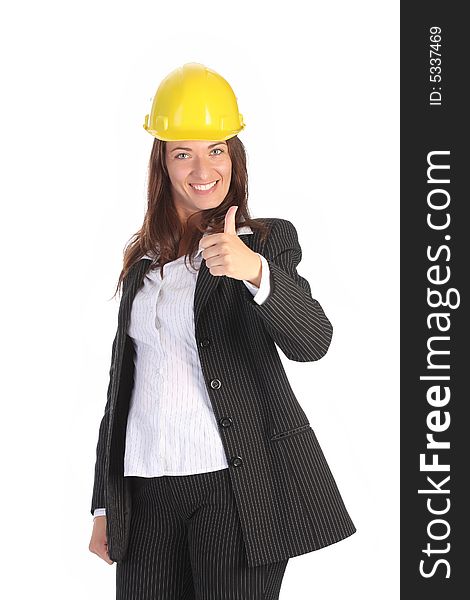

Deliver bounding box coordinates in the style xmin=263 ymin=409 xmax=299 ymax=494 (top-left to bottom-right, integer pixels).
xmin=0 ymin=1 xmax=399 ymax=598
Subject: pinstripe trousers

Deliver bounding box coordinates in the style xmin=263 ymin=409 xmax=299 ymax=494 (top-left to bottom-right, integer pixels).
xmin=116 ymin=467 xmax=289 ymax=599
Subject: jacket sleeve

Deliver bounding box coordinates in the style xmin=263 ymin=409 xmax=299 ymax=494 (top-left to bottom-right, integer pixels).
xmin=90 ymin=266 xmax=135 ymax=516
xmin=90 ymin=329 xmax=118 ymax=515
xmin=243 ymin=219 xmax=333 ymax=362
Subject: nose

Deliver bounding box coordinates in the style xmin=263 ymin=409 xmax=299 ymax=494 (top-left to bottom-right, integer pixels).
xmin=190 ymin=155 xmax=216 ymax=181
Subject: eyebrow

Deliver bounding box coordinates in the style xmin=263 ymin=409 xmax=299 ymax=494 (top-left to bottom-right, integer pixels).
xmin=170 ymin=142 xmax=227 ymax=153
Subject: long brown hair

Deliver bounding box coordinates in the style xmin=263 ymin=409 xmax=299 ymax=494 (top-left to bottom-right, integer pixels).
xmin=111 ymin=135 xmax=270 ymax=299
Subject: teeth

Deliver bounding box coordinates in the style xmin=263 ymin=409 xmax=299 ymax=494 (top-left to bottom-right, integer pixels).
xmin=191 ymin=180 xmax=217 ymax=190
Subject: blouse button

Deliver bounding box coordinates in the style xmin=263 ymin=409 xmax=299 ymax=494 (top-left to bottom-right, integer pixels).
xmin=230 ymin=456 xmax=243 ymax=467
xmin=199 ymin=338 xmax=210 ymax=348
xmin=210 ymin=379 xmax=222 ymax=389
xmin=219 ymin=417 xmax=233 ymax=428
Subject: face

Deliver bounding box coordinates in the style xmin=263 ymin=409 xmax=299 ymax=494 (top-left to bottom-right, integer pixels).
xmin=165 ymin=140 xmax=232 ymax=223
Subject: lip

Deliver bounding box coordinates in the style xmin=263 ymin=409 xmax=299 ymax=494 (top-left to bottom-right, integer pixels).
xmin=189 ymin=180 xmax=219 ymax=195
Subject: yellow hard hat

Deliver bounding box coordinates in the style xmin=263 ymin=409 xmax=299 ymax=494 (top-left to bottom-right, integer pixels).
xmin=143 ymin=62 xmax=245 ymax=141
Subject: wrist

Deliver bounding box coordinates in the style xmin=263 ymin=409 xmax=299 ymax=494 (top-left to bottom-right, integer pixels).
xmin=246 ymin=252 xmax=262 ymax=287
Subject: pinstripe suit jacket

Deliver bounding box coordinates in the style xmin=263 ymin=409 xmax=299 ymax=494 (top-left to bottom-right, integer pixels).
xmin=91 ymin=217 xmax=356 ymax=567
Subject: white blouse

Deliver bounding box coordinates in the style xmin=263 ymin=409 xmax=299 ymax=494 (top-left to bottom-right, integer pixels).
xmin=93 ymin=226 xmax=271 ymax=518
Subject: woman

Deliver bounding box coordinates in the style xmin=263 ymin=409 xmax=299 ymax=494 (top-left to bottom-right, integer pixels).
xmin=89 ymin=63 xmax=356 ymax=599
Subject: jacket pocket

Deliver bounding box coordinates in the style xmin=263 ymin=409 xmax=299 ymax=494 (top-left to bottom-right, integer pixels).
xmin=270 ymin=423 xmax=311 ymax=441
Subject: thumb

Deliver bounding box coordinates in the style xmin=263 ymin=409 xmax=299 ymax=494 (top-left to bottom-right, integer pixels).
xmin=224 ymin=205 xmax=238 ymax=235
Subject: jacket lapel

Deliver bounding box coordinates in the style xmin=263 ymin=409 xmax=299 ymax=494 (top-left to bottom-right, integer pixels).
xmin=193 ymin=230 xmax=255 ymax=328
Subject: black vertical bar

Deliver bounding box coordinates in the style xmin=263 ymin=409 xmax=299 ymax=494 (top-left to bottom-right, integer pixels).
xmin=401 ymin=3 xmax=468 ymax=597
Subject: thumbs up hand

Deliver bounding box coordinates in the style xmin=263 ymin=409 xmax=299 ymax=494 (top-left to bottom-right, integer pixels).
xmin=198 ymin=205 xmax=262 ymax=286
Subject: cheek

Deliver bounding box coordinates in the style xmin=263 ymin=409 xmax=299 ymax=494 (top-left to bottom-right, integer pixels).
xmin=221 ymin=160 xmax=232 ymax=182
xmin=168 ymin=164 xmax=189 ymax=184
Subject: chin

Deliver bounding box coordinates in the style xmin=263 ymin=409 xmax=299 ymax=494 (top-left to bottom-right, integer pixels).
xmin=198 ymin=198 xmax=223 ymax=209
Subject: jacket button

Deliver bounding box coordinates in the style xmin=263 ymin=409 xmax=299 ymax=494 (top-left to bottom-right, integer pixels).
xmin=219 ymin=417 xmax=233 ymax=428
xmin=210 ymin=379 xmax=222 ymax=389
xmin=199 ymin=338 xmax=210 ymax=348
xmin=230 ymin=456 xmax=243 ymax=467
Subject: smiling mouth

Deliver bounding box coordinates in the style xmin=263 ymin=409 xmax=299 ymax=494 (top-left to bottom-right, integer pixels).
xmin=189 ymin=180 xmax=219 ymax=191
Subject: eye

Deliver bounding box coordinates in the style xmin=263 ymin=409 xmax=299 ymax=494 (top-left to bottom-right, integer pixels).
xmin=175 ymin=148 xmax=224 ymax=160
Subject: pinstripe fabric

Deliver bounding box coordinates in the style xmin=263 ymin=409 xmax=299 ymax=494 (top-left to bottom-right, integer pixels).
xmin=93 ymin=238 xmax=270 ymax=518
xmin=91 ymin=217 xmax=357 ymax=568
xmin=116 ymin=468 xmax=288 ymax=599
xmin=122 ymin=228 xmax=267 ymax=481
